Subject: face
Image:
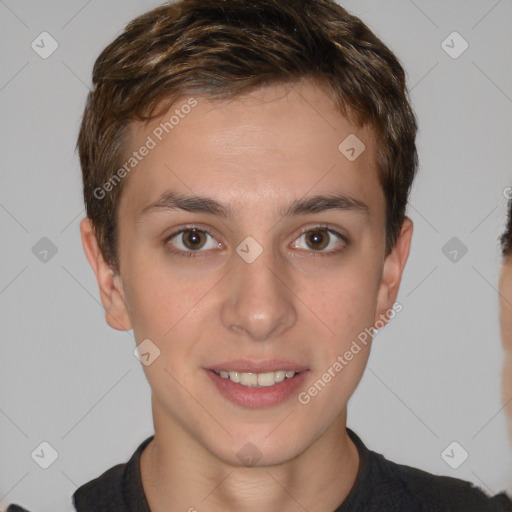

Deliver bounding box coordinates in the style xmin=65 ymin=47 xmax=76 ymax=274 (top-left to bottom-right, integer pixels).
xmin=81 ymin=79 xmax=412 ymax=467
xmin=500 ymin=259 xmax=512 ymax=435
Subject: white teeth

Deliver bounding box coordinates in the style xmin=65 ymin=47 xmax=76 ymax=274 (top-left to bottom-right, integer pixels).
xmin=274 ymin=370 xmax=286 ymax=383
xmin=229 ymin=371 xmax=240 ymax=383
xmin=257 ymin=372 xmax=275 ymax=387
xmin=215 ymin=370 xmax=298 ymax=387
xmin=240 ymin=372 xmax=258 ymax=386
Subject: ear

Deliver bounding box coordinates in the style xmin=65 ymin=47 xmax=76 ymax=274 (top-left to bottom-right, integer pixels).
xmin=80 ymin=217 xmax=132 ymax=331
xmin=374 ymin=217 xmax=413 ymax=326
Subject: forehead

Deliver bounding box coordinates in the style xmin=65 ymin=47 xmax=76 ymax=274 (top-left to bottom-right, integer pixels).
xmin=118 ymin=80 xmax=383 ymax=221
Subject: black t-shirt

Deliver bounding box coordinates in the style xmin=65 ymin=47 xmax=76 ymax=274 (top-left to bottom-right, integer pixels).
xmin=8 ymin=428 xmax=512 ymax=511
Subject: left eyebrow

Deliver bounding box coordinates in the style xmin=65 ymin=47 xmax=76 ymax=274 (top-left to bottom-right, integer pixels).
xmin=137 ymin=191 xmax=369 ymax=221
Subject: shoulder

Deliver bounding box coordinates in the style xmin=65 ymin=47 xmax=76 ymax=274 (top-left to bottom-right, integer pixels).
xmin=369 ymin=450 xmax=512 ymax=511
xmin=72 ymin=462 xmax=126 ymax=510
xmin=73 ymin=435 xmax=153 ymax=511
xmin=5 ymin=435 xmax=151 ymax=512
xmin=345 ymin=428 xmax=512 ymax=512
xmin=5 ymin=460 xmax=128 ymax=512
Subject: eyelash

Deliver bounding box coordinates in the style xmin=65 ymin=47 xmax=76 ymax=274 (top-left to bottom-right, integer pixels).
xmin=162 ymin=224 xmax=349 ymax=258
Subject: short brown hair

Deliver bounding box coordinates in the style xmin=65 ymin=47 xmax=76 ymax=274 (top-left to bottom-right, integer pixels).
xmin=78 ymin=0 xmax=418 ymax=273
xmin=502 ymin=197 xmax=512 ymax=259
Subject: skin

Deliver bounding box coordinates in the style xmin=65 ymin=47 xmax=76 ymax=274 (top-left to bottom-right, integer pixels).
xmin=80 ymin=79 xmax=413 ymax=512
xmin=500 ymin=259 xmax=512 ymax=442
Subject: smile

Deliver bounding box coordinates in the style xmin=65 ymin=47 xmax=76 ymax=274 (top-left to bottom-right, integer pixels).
xmin=205 ymin=368 xmax=310 ymax=408
xmin=212 ymin=370 xmax=298 ymax=387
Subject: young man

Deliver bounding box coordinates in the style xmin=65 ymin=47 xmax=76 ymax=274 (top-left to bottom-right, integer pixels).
xmin=7 ymin=0 xmax=512 ymax=510
xmin=501 ymin=195 xmax=512 ymax=444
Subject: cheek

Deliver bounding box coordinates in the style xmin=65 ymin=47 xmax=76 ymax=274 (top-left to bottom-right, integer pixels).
xmin=503 ymin=356 xmax=512 ymax=433
xmin=121 ymin=263 xmax=185 ymax=341
xmin=306 ymin=270 xmax=380 ymax=407
xmin=120 ymin=238 xmax=184 ymax=332
xmin=122 ymin=252 xmax=224 ymax=351
xmin=305 ymin=260 xmax=381 ymax=342
xmin=500 ymin=266 xmax=512 ymax=350
xmin=500 ymin=295 xmax=512 ymax=353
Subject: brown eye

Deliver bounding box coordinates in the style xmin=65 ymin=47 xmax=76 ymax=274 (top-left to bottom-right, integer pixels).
xmin=165 ymin=227 xmax=221 ymax=256
xmin=182 ymin=229 xmax=207 ymax=250
xmin=305 ymin=229 xmax=329 ymax=250
xmin=292 ymin=227 xmax=347 ymax=254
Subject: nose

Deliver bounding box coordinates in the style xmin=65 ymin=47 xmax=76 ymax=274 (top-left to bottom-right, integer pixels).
xmin=220 ymin=239 xmax=297 ymax=342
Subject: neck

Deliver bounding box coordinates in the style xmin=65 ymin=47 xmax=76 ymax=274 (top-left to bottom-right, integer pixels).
xmin=140 ymin=397 xmax=360 ymax=512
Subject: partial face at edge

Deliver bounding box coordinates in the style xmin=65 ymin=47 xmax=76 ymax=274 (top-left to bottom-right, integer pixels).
xmin=500 ymin=260 xmax=512 ymax=434
xmin=84 ymin=80 xmax=412 ymax=466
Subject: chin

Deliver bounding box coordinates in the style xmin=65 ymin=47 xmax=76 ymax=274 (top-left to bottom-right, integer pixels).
xmin=208 ymin=427 xmax=308 ymax=468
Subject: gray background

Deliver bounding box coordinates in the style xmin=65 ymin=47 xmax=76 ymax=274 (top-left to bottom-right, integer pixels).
xmin=1 ymin=0 xmax=511 ymax=510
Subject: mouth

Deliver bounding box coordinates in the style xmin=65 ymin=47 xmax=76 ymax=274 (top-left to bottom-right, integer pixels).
xmin=211 ymin=369 xmax=301 ymax=388
xmin=204 ymin=361 xmax=310 ymax=408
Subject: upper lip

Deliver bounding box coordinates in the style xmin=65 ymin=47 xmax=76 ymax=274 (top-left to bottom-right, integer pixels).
xmin=207 ymin=359 xmax=309 ymax=373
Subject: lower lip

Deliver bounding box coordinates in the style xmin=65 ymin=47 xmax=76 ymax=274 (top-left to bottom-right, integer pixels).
xmin=205 ymin=369 xmax=310 ymax=408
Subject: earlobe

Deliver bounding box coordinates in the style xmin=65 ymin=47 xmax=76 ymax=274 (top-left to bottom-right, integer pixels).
xmin=375 ymin=218 xmax=413 ymax=326
xmin=79 ymin=217 xmax=132 ymax=332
